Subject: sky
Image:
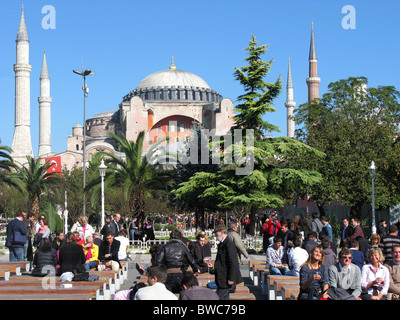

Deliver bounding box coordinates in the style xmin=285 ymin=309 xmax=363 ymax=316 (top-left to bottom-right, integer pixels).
xmin=0 ymin=0 xmax=399 ymax=156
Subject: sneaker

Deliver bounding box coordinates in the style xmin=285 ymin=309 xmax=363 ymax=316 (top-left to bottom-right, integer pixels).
xmin=136 ymin=263 xmax=145 ymax=275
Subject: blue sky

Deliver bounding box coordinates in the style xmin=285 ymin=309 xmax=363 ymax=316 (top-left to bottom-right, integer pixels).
xmin=0 ymin=0 xmax=399 ymax=155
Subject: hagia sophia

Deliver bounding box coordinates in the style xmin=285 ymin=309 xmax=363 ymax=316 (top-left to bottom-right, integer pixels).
xmin=10 ymin=7 xmax=320 ymax=171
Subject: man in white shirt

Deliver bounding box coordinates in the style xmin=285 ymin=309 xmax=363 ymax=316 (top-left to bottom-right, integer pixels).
xmin=287 ymin=238 xmax=309 ymax=276
xmin=134 ymin=265 xmax=178 ymax=300
xmin=115 ymin=229 xmax=130 ymax=261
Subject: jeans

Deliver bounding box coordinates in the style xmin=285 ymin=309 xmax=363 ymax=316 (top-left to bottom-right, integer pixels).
xmin=23 ymin=240 xmax=29 ymax=261
xmin=269 ymin=266 xmax=291 ymax=276
xmin=84 ymin=261 xmax=98 ymax=271
xmin=9 ymin=247 xmax=25 ymax=261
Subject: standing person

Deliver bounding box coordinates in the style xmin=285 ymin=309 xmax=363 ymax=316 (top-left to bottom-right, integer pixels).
xmin=262 ymin=213 xmax=281 ymax=252
xmin=320 ymin=216 xmax=333 ymax=243
xmin=377 ymin=219 xmax=388 ymax=239
xmin=82 ymin=235 xmax=99 ymax=271
xmin=227 ymin=222 xmax=249 ymax=263
xmin=22 ymin=212 xmax=34 ymax=262
xmin=192 ymin=232 xmax=212 ymax=274
xmin=144 ymin=219 xmax=155 ymax=241
xmin=279 ymin=222 xmax=295 ymax=256
xmin=213 ymin=225 xmax=243 ymax=300
xmin=98 ymin=232 xmax=121 ymax=272
xmin=340 ymin=217 xmax=352 ymax=248
xmin=344 ymin=217 xmax=365 ymax=244
xmin=328 ymin=248 xmax=362 ymax=300
xmin=154 ymin=229 xmax=200 ymax=293
xmin=379 ymin=225 xmax=400 ymax=263
xmin=266 ymin=236 xmax=290 ymax=276
xmin=100 ymin=214 xmax=118 ymax=238
xmin=58 ymin=232 xmax=86 ymax=275
xmin=298 ymin=245 xmax=329 ymax=300
xmin=115 ymin=229 xmax=130 ymax=261
xmin=129 ymin=217 xmax=139 ymax=241
xmin=6 ymin=212 xmax=27 ymax=262
xmin=31 ymin=238 xmax=58 ymax=277
xmin=360 ymin=247 xmax=390 ymax=300
xmin=302 ymin=231 xmax=319 ymax=254
xmin=71 ymin=215 xmax=94 ymax=243
xmin=242 ymin=215 xmax=251 ymax=236
xmin=33 ymin=217 xmax=51 ymax=249
xmin=311 ymin=212 xmax=323 ymax=239
xmin=384 ymin=245 xmax=400 ymax=300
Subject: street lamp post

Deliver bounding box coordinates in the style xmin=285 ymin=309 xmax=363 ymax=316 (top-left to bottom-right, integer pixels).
xmin=98 ymin=158 xmax=107 ymax=229
xmin=73 ymin=68 xmax=96 ymax=216
xmin=369 ymin=160 xmax=377 ymax=235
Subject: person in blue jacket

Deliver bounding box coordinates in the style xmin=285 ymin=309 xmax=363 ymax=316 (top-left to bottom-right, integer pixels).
xmin=6 ymin=212 xmax=27 ymax=261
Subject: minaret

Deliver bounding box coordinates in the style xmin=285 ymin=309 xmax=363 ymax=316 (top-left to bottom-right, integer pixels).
xmin=11 ymin=5 xmax=33 ymax=165
xmin=38 ymin=50 xmax=52 ymax=157
xmin=285 ymin=57 xmax=296 ymax=139
xmin=306 ymin=21 xmax=321 ymax=102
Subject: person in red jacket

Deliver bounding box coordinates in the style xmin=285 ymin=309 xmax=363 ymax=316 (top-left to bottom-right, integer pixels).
xmin=262 ymin=213 xmax=281 ymax=252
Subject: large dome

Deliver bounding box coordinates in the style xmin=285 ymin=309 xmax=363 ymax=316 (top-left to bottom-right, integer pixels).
xmin=135 ymin=68 xmax=211 ymax=91
xmin=122 ymin=62 xmax=222 ymax=103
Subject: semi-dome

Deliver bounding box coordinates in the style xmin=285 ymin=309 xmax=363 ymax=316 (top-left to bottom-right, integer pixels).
xmin=135 ymin=68 xmax=211 ymax=91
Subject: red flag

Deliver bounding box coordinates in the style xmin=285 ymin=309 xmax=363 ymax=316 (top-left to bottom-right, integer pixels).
xmin=45 ymin=156 xmax=62 ymax=176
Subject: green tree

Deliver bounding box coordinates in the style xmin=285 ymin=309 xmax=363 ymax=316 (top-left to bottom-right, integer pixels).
xmin=295 ymin=77 xmax=400 ymax=218
xmin=85 ymin=132 xmax=173 ymax=222
xmin=232 ymin=34 xmax=282 ymax=139
xmin=17 ymin=156 xmax=61 ymax=219
xmin=0 ymin=144 xmax=22 ymax=190
xmin=173 ymin=34 xmax=324 ymax=235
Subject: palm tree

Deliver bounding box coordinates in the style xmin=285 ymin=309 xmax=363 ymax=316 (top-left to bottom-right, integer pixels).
xmin=17 ymin=156 xmax=61 ymax=219
xmin=0 ymin=144 xmax=22 ymax=190
xmin=86 ymin=131 xmax=173 ymax=221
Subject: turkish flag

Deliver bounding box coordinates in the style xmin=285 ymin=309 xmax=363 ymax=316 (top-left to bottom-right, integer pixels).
xmin=45 ymin=156 xmax=62 ymax=176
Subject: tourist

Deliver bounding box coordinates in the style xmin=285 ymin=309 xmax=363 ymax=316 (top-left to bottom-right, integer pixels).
xmin=179 ymin=273 xmax=219 ymax=300
xmin=298 ymin=245 xmax=329 ymax=300
xmin=266 ymin=236 xmax=290 ymax=276
xmin=82 ymin=235 xmax=99 ymax=271
xmin=58 ymin=232 xmax=86 ymax=275
xmin=360 ymin=247 xmax=389 ymax=300
xmin=71 ymin=215 xmax=94 ymax=243
xmin=6 ymin=212 xmax=27 ymax=262
xmin=98 ymin=232 xmax=121 ymax=272
xmin=31 ymin=238 xmax=58 ymax=276
xmin=384 ymin=245 xmax=400 ymax=300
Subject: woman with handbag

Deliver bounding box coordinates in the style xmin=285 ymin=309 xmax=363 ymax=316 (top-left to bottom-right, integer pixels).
xmin=298 ymin=245 xmax=330 ymax=300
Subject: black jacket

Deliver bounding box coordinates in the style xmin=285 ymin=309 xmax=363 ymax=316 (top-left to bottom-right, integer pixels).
xmin=100 ymin=221 xmax=119 ymax=237
xmin=99 ymin=239 xmax=121 ymax=268
xmin=58 ymin=243 xmax=86 ymax=274
xmin=155 ymin=239 xmax=199 ymax=272
xmin=214 ymin=236 xmax=242 ymax=289
xmin=31 ymin=248 xmax=58 ymax=276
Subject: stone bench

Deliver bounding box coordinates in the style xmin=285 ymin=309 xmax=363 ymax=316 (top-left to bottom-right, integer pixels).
xmin=266 ymin=275 xmax=299 ymax=300
xmin=273 ymin=278 xmax=300 ymax=300
xmin=281 ymin=283 xmax=300 ymax=300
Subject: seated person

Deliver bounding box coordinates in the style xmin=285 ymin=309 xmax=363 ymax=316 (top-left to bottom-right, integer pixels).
xmin=98 ymin=232 xmax=121 ymax=272
xmin=134 ymin=265 xmax=178 ymax=300
xmin=179 ymin=273 xmax=219 ymax=300
xmin=266 ymin=236 xmax=291 ymax=276
xmin=115 ymin=229 xmax=131 ymax=261
xmin=31 ymin=238 xmax=58 ymax=277
xmin=58 ymin=232 xmax=86 ymax=275
xmin=82 ymin=235 xmax=99 ymax=271
xmin=328 ymin=248 xmax=362 ymax=300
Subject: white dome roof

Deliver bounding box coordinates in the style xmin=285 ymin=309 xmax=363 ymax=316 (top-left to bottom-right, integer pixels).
xmin=135 ymin=68 xmax=210 ymax=91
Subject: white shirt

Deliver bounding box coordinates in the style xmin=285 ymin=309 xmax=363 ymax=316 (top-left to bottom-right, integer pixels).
xmin=115 ymin=236 xmax=130 ymax=260
xmin=360 ymin=263 xmax=390 ymax=296
xmin=134 ymin=282 xmax=178 ymax=300
xmin=288 ymin=247 xmax=309 ymax=276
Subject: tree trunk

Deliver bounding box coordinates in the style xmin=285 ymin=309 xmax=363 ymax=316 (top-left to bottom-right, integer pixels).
xmin=29 ymin=196 xmax=40 ymax=220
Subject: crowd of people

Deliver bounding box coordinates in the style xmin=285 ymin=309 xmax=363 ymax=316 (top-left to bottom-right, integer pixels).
xmin=116 ymin=223 xmax=248 ymax=300
xmin=259 ymin=211 xmax=400 ymax=300
xmin=5 ymin=209 xmax=400 ymax=301
xmin=5 ymin=212 xmax=131 ymax=278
